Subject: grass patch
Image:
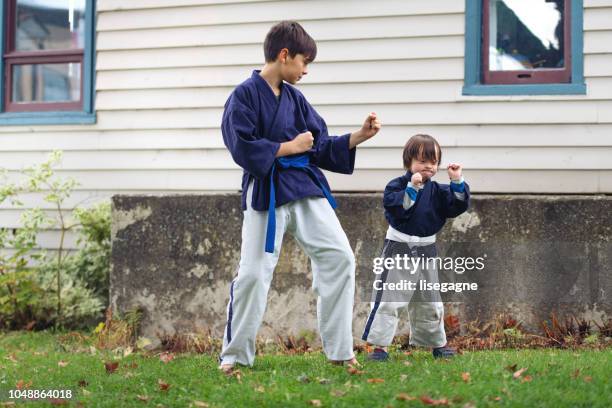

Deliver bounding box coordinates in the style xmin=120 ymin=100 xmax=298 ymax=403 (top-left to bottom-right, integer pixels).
xmin=1 ymin=330 xmax=610 ymax=407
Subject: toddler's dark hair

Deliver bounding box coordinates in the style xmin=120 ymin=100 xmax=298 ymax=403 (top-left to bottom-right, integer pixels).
xmin=264 ymin=21 xmax=317 ymax=63
xmin=402 ymin=134 xmax=442 ymax=170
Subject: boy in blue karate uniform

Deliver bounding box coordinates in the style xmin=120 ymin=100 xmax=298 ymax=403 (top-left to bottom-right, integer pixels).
xmin=362 ymin=134 xmax=470 ymax=360
xmin=220 ymin=21 xmax=381 ymax=371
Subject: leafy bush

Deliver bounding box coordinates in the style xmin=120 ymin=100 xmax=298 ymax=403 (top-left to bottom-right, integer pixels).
xmin=1 ymin=152 xmax=110 ymax=330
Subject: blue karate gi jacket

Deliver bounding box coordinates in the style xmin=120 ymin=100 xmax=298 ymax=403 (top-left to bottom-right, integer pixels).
xmin=384 ymin=172 xmax=471 ymax=237
xmin=222 ymin=70 xmax=356 ymax=211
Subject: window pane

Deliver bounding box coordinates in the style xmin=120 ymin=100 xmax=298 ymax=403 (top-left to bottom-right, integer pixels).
xmin=489 ymin=0 xmax=565 ymax=71
xmin=15 ymin=0 xmax=86 ymax=51
xmin=12 ymin=63 xmax=81 ymax=103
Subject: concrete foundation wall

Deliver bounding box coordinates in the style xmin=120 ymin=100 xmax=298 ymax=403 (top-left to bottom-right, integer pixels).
xmin=110 ymin=194 xmax=611 ymax=344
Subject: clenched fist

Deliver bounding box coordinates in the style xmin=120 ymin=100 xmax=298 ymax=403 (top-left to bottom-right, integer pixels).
xmin=447 ymin=163 xmax=463 ymax=181
xmin=411 ymin=172 xmax=424 ymax=189
xmin=291 ymin=131 xmax=314 ymax=154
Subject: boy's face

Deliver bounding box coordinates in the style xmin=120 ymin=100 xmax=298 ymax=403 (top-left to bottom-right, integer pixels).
xmin=410 ymin=152 xmax=439 ymax=181
xmin=280 ymin=51 xmax=310 ymax=84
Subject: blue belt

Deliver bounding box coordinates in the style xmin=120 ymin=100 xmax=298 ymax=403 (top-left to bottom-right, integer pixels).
xmin=265 ymin=154 xmax=337 ymax=253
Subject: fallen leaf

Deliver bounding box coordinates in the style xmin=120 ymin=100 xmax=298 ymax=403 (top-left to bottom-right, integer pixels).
xmin=104 ymin=361 xmax=119 ymax=374
xmin=254 ymin=385 xmax=265 ymax=393
xmin=396 ymin=393 xmax=416 ymax=401
xmin=403 ymin=360 xmax=412 ymax=366
xmin=15 ymin=380 xmax=32 ymax=390
xmin=309 ymin=400 xmax=322 ymax=407
xmin=583 ymin=376 xmax=592 ymax=382
xmin=137 ymin=395 xmax=150 ymax=402
xmin=400 ymin=374 xmax=408 ymax=382
xmin=420 ymin=395 xmax=449 ymax=405
xmin=571 ymin=369 xmax=580 ymax=379
xmin=505 ymin=363 xmax=517 ymax=372
xmin=461 ymin=372 xmax=471 ymax=383
xmin=77 ymin=380 xmax=88 ymax=387
xmin=513 ymin=368 xmax=527 ymax=379
xmin=318 ymin=378 xmax=331 ymax=384
xmin=58 ymin=360 xmax=69 ymax=367
xmin=330 ymin=389 xmax=346 ymax=397
xmin=159 ymin=352 xmax=174 ymax=363
xmin=123 ymin=346 xmax=133 ymax=357
xmin=227 ymin=369 xmax=242 ymax=382
xmin=136 ymin=337 xmax=152 ymax=350
xmin=6 ymin=355 xmax=18 ymax=363
xmin=49 ymin=399 xmax=68 ymax=406
xmin=193 ymin=402 xmax=209 ymax=408
xmin=81 ymin=389 xmax=91 ymax=396
xmin=158 ymin=379 xmax=171 ymax=391
xmin=521 ymin=375 xmax=533 ymax=383
xmin=367 ymin=378 xmax=385 ymax=384
xmin=297 ymin=374 xmax=310 ymax=383
xmin=347 ymin=367 xmax=364 ymax=375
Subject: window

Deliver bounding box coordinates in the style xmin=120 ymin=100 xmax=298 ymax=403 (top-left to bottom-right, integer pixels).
xmin=0 ymin=0 xmax=95 ymax=125
xmin=463 ymin=0 xmax=585 ymax=95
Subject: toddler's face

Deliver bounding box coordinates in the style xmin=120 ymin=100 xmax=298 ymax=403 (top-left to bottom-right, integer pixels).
xmin=410 ymin=155 xmax=439 ymax=181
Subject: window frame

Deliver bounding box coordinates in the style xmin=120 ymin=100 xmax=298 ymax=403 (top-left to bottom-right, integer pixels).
xmin=463 ymin=0 xmax=586 ymax=95
xmin=0 ymin=0 xmax=96 ymax=125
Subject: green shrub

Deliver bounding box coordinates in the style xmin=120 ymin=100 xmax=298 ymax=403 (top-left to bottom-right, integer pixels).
xmin=1 ymin=152 xmax=110 ymax=330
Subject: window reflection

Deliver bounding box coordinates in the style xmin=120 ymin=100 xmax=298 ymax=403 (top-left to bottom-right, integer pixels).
xmin=12 ymin=63 xmax=81 ymax=103
xmin=15 ymin=0 xmax=86 ymax=51
xmin=489 ymin=0 xmax=565 ymax=71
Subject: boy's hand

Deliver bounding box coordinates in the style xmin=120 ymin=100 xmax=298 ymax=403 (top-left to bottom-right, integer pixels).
xmin=411 ymin=172 xmax=423 ymax=189
xmin=291 ymin=131 xmax=314 ymax=154
xmin=349 ymin=112 xmax=381 ymax=149
xmin=447 ymin=163 xmax=463 ymax=181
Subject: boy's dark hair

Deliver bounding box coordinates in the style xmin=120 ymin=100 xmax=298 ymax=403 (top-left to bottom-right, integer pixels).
xmin=264 ymin=21 xmax=317 ymax=63
xmin=403 ymin=134 xmax=442 ymax=170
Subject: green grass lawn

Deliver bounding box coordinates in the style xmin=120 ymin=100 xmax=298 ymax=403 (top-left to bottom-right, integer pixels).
xmin=1 ymin=331 xmax=610 ymax=407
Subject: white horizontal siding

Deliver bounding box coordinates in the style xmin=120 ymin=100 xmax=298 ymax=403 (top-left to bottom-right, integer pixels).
xmin=2 ymin=147 xmax=611 ymax=171
xmin=0 ymin=0 xmax=610 ymax=242
xmin=97 ymin=14 xmax=465 ymax=50
xmin=96 ymin=36 xmax=466 ymax=70
xmin=97 ymin=0 xmax=464 ymax=31
xmin=2 ymin=124 xmax=612 ymax=152
xmin=98 ymin=0 xmax=265 ymax=12
xmin=94 ymin=77 xmax=612 ymax=110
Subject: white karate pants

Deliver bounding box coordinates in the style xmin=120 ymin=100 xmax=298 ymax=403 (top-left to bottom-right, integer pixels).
xmin=220 ymin=182 xmax=356 ymax=366
xmin=362 ymin=240 xmax=447 ymax=348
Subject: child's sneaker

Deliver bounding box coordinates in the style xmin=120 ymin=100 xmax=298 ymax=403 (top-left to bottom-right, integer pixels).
xmin=432 ymin=345 xmax=455 ymax=359
xmin=367 ymin=347 xmax=389 ymax=361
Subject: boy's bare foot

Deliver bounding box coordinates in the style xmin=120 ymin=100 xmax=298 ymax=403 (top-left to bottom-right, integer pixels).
xmin=330 ymin=356 xmax=361 ymax=368
xmin=218 ymin=363 xmax=235 ymax=374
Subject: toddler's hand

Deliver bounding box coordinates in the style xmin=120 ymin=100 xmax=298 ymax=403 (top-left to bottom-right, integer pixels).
xmin=411 ymin=172 xmax=423 ymax=188
xmin=447 ymin=163 xmax=463 ymax=181
xmin=292 ymin=131 xmax=314 ymax=154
